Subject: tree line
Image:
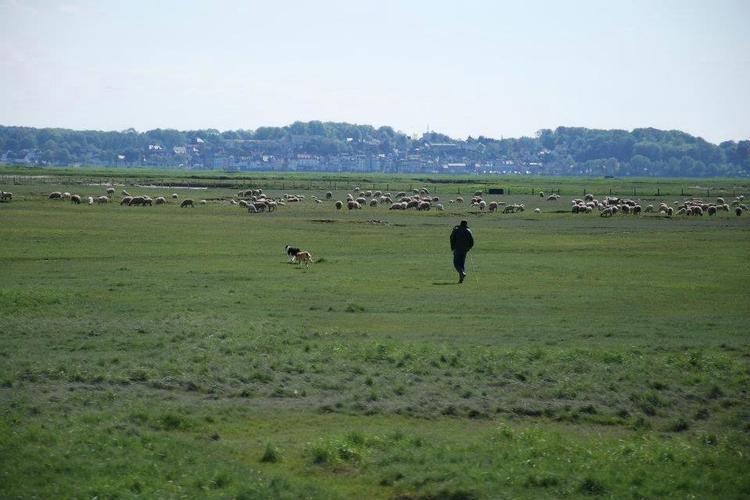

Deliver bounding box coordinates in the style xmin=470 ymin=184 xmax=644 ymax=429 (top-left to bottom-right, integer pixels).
xmin=0 ymin=122 xmax=747 ymax=177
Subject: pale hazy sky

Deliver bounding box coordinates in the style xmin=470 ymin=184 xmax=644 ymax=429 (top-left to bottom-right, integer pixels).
xmin=1 ymin=0 xmax=748 ymax=144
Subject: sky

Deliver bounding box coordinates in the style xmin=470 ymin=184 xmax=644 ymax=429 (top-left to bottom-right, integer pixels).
xmin=1 ymin=0 xmax=748 ymax=144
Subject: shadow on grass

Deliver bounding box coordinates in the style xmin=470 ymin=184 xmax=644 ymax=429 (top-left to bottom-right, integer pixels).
xmin=432 ymin=281 xmax=459 ymax=286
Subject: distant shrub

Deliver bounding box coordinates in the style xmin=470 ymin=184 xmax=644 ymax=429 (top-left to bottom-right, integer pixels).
xmin=525 ymin=474 xmax=560 ymax=488
xmin=209 ymin=471 xmax=231 ymax=489
xmin=666 ymin=418 xmax=689 ymax=432
xmin=157 ymin=413 xmax=189 ymax=431
xmin=579 ymin=477 xmax=607 ymax=495
xmin=260 ymin=443 xmax=281 ymax=463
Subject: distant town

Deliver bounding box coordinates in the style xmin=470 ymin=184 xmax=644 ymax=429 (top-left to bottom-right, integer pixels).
xmin=1 ymin=122 xmax=748 ymax=177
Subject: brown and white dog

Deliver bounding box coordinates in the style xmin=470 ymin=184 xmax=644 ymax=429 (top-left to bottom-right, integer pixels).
xmin=294 ymin=251 xmax=313 ymax=268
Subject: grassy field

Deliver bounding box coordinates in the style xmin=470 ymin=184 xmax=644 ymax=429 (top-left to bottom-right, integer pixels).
xmin=1 ymin=169 xmax=749 ymax=498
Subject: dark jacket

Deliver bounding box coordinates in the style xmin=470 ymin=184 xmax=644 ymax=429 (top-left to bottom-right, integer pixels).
xmin=450 ymin=225 xmax=474 ymax=252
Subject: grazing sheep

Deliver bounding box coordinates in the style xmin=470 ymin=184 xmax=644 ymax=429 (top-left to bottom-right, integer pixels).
xmin=478 ymin=200 xmax=486 ymax=210
xmin=239 ymin=200 xmax=249 ymax=208
xmin=143 ymin=196 xmax=153 ymax=206
xmin=736 ymin=207 xmax=743 ymax=216
xmin=600 ymin=207 xmax=615 ymax=217
xmin=488 ymin=201 xmax=498 ymax=212
xmin=539 ymin=192 xmax=544 ymax=198
xmin=325 ymin=191 xmax=333 ymax=199
xmin=129 ymin=196 xmax=146 ymax=206
xmin=87 ymin=196 xmax=94 ymax=205
xmin=633 ymin=205 xmax=641 ymax=215
xmin=106 ymin=187 xmax=115 ymax=196
xmin=200 ymin=200 xmax=207 ymax=205
xmin=120 ymin=196 xmax=133 ymax=205
xmin=369 ymin=199 xmax=378 ymax=207
xmin=180 ymin=199 xmax=194 ymax=208
xmin=534 ymin=208 xmax=541 ymax=213
xmin=230 ymin=199 xmax=238 ymax=205
xmin=247 ymin=204 xmax=258 ymax=213
xmin=49 ymin=191 xmax=63 ymax=199
xmin=707 ymin=205 xmax=717 ymax=216
xmin=546 ymin=194 xmax=558 ymax=201
xmin=335 ymin=200 xmax=343 ymax=210
xmin=172 ymin=193 xmax=179 ymax=199
xmin=584 ymin=193 xmax=594 ymax=202
xmin=455 ymin=197 xmax=464 ymax=204
xmin=95 ymin=195 xmax=108 ymax=204
xmin=346 ymin=193 xmax=354 ymax=201
xmin=436 ymin=203 xmax=444 ymax=211
xmin=667 ymin=207 xmax=673 ymax=216
xmin=417 ymin=201 xmax=431 ymax=211
xmin=347 ymin=200 xmax=357 ymax=210
xmin=645 ymin=204 xmax=654 ymax=213
xmin=155 ymin=196 xmax=166 ymax=205
xmin=70 ymin=194 xmax=81 ymax=204
xmin=0 ymin=191 xmax=12 ymax=200
xmin=717 ymin=197 xmax=725 ymax=205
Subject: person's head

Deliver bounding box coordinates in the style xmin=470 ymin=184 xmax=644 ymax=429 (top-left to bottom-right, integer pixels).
xmin=460 ymin=220 xmax=468 ymax=227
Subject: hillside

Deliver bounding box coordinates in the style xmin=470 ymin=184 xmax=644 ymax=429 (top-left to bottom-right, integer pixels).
xmin=1 ymin=122 xmax=748 ymax=177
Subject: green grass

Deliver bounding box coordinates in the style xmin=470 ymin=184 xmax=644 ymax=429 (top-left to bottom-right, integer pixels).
xmin=1 ymin=169 xmax=749 ymax=498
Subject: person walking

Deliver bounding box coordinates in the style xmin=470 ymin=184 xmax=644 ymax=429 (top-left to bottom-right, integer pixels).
xmin=450 ymin=220 xmax=474 ymax=283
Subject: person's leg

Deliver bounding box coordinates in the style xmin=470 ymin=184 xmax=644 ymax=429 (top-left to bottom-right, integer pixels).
xmin=453 ymin=251 xmax=467 ymax=281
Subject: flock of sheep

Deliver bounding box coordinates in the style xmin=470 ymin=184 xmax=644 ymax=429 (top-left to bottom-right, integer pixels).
xmin=46 ymin=188 xmax=206 ymax=208
xmin=562 ymin=193 xmax=746 ymax=217
xmin=6 ymin=183 xmax=746 ymax=219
